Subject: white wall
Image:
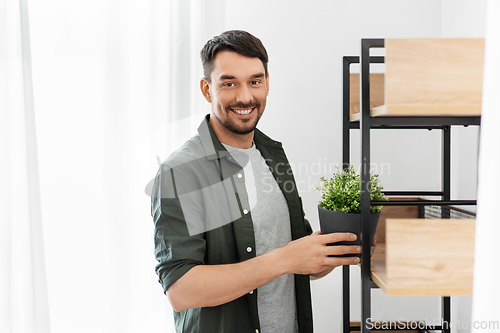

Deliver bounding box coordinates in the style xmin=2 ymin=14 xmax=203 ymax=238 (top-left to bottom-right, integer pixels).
xmin=222 ymin=1 xmax=445 ymax=332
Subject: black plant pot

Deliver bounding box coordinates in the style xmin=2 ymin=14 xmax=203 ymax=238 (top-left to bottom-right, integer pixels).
xmin=318 ymin=205 xmax=381 ymax=256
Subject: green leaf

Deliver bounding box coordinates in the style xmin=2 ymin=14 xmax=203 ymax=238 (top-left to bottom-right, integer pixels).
xmin=316 ymin=165 xmax=387 ymax=214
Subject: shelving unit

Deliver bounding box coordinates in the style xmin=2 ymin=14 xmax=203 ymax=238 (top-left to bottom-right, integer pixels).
xmin=342 ymin=38 xmax=483 ymax=333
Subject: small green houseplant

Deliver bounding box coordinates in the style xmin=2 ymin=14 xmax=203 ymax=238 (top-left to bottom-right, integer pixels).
xmin=317 ymin=165 xmax=387 ymax=214
xmin=316 ymin=165 xmax=387 ymax=249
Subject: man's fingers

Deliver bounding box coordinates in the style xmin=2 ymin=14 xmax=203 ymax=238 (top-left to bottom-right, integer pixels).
xmin=325 ymin=245 xmax=360 ymax=256
xmin=324 ymin=256 xmax=360 ymax=267
xmin=319 ymin=232 xmax=357 ymax=244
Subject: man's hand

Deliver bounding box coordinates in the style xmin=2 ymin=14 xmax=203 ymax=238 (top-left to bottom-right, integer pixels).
xmin=278 ymin=231 xmax=361 ymax=276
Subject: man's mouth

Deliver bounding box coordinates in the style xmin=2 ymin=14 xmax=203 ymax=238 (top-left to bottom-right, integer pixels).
xmin=231 ymin=107 xmax=254 ymax=115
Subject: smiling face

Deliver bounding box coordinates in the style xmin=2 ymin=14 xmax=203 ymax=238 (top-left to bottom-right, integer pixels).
xmin=201 ymin=50 xmax=269 ymax=148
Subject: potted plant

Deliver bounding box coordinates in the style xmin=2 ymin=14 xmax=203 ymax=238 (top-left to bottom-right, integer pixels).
xmin=316 ymin=165 xmax=387 ymax=252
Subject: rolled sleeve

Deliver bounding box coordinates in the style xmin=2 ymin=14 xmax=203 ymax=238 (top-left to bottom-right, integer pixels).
xmin=152 ymin=167 xmax=206 ymax=293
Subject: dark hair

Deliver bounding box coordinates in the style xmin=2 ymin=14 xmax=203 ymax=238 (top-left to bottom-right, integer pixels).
xmin=200 ymin=30 xmax=269 ymax=82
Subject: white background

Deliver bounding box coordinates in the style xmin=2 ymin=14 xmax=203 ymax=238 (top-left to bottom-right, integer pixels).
xmin=24 ymin=0 xmax=488 ymax=332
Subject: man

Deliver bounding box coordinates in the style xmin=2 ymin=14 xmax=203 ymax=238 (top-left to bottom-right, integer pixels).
xmin=151 ymin=30 xmax=362 ymax=333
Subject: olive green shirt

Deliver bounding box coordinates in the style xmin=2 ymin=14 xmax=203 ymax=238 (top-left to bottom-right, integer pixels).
xmin=151 ymin=115 xmax=313 ymax=333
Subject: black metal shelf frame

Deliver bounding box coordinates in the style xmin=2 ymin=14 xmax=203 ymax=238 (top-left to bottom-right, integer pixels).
xmin=350 ymin=118 xmax=480 ymax=127
xmin=341 ymin=39 xmax=480 ymax=333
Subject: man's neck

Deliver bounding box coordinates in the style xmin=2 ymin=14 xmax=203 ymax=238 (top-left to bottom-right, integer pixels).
xmin=209 ymin=116 xmax=255 ymax=149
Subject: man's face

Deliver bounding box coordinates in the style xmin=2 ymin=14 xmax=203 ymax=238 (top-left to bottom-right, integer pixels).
xmin=201 ymin=51 xmax=269 ymax=135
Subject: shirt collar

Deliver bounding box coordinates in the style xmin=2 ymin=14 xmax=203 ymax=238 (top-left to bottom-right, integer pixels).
xmin=197 ymin=114 xmax=229 ymax=161
xmin=197 ymin=114 xmax=282 ymax=161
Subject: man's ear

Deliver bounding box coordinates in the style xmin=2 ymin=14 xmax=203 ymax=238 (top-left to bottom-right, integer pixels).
xmin=266 ymin=73 xmax=270 ymax=96
xmin=200 ymin=78 xmax=211 ymax=103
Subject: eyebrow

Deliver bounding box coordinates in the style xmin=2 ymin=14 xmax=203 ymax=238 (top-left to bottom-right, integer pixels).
xmin=250 ymin=73 xmax=265 ymax=79
xmin=219 ymin=73 xmax=266 ymax=80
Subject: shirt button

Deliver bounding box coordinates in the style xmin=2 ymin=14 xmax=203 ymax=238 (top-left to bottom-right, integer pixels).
xmin=249 ymin=290 xmax=254 ymax=295
xmin=255 ymin=329 xmax=259 ymax=333
xmin=243 ymin=209 xmax=248 ymax=214
xmin=237 ymin=173 xmax=243 ymax=179
xmin=246 ymin=247 xmax=252 ymax=253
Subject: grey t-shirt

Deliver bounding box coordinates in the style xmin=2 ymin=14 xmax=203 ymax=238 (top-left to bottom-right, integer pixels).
xmin=223 ymin=143 xmax=296 ymax=333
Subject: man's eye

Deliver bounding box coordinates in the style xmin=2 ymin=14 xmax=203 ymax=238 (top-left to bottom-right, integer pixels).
xmin=223 ymin=82 xmax=235 ymax=87
xmin=250 ymin=81 xmax=260 ymax=85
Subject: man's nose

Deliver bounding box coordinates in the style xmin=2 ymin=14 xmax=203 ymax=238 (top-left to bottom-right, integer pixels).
xmin=236 ymin=85 xmax=252 ymax=104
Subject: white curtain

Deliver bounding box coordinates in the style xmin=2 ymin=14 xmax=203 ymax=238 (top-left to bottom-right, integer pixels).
xmin=1 ymin=0 xmax=224 ymax=332
xmin=472 ymin=0 xmax=500 ymax=331
xmin=0 ymin=0 xmax=50 ymax=332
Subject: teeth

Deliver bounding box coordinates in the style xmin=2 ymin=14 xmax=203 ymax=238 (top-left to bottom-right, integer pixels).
xmin=232 ymin=108 xmax=253 ymax=115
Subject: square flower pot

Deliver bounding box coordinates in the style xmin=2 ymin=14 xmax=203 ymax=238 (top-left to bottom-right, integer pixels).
xmin=318 ymin=205 xmax=380 ymax=256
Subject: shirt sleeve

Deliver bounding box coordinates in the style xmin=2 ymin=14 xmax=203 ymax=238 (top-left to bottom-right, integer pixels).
xmin=151 ymin=165 xmax=206 ymax=293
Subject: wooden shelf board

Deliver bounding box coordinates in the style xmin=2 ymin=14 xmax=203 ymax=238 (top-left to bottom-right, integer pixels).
xmin=372 ymin=105 xmax=481 ymax=117
xmin=350 ymin=73 xmax=385 ymax=117
xmin=350 ymin=39 xmax=484 ymax=121
xmin=371 ymin=243 xmax=390 ymax=292
xmin=371 ymin=219 xmax=475 ymax=296
xmin=350 ymin=105 xmax=481 ymax=121
xmin=384 ymin=39 xmax=484 ymax=109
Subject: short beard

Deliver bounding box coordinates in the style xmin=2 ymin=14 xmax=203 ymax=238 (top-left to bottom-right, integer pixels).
xmin=215 ymin=104 xmax=262 ymax=135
